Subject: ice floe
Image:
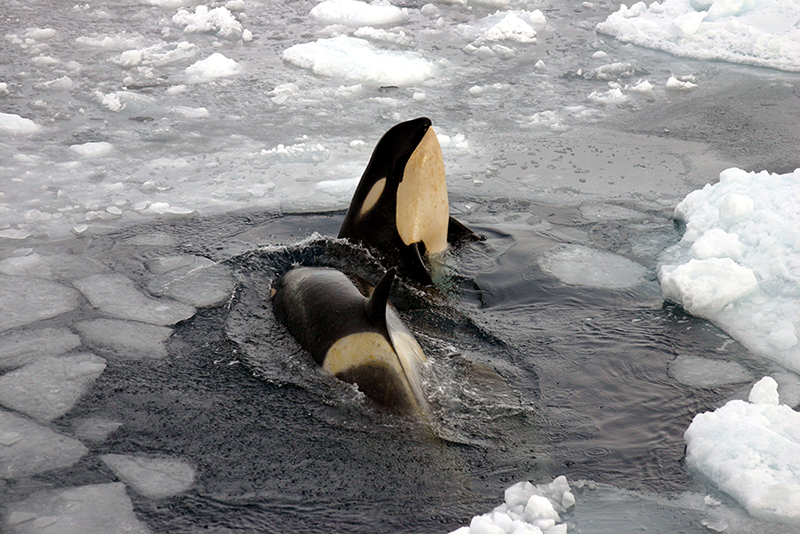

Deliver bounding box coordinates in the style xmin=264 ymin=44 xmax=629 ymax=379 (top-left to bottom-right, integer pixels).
xmin=0 ymin=354 xmax=106 ymax=423
xmin=0 ymin=327 xmax=82 ymax=370
xmin=101 ymin=454 xmax=196 ymax=498
xmin=76 ymin=319 xmax=173 ymax=360
xmin=659 ymin=167 xmax=800 ymax=373
xmin=145 ymin=255 xmax=235 ymax=308
xmin=667 ymin=354 xmax=753 ymax=388
xmin=185 ymin=52 xmax=241 ymax=82
xmin=597 ymin=0 xmax=800 ymax=72
xmin=685 ymin=377 xmax=800 ymax=526
xmin=4 ymin=483 xmax=151 ymax=534
xmin=71 ymin=416 xmax=123 ymax=443
xmin=0 ymin=112 xmax=41 ymax=135
xmin=309 ymin=0 xmax=408 ymax=27
xmin=451 ymin=475 xmax=574 ymax=534
xmin=0 ymin=275 xmax=81 ymax=332
xmin=540 ymin=244 xmax=648 ymax=289
xmin=282 ymin=35 xmax=436 ymax=86
xmin=73 ymin=273 xmax=196 ymax=326
xmin=0 ymin=409 xmax=88 ymax=479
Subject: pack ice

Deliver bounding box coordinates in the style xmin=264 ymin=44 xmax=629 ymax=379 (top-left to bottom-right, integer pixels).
xmin=685 ymin=377 xmax=800 ymax=526
xmin=659 ymin=167 xmax=800 ymax=373
xmin=597 ymin=0 xmax=800 ymax=72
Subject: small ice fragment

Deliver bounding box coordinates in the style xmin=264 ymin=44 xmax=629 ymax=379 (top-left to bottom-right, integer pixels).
xmin=69 ymin=141 xmax=114 ymax=158
xmin=748 ymin=376 xmax=780 ymax=405
xmin=186 ymin=52 xmax=241 ymax=81
xmin=72 ymin=416 xmax=123 ymax=443
xmin=101 ymin=454 xmax=196 ymax=498
xmin=0 ymin=112 xmax=41 ymax=135
xmin=666 ymin=76 xmax=698 ymax=91
xmin=540 ymin=245 xmax=646 ymax=289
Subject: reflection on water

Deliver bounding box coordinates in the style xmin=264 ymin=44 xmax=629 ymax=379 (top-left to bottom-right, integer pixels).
xmin=1 ymin=205 xmax=778 ymax=533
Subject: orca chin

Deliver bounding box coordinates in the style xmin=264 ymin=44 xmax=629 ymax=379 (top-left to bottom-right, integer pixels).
xmin=271 ymin=267 xmax=430 ymax=415
xmin=338 ymin=117 xmax=479 ymax=285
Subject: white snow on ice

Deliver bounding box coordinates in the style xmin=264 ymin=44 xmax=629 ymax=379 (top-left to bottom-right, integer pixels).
xmin=282 ymin=35 xmax=436 ymax=86
xmin=598 ymin=0 xmax=800 ymax=72
xmin=451 ymin=476 xmax=574 ymax=534
xmin=659 ymin=167 xmax=800 ymax=373
xmin=309 ymin=0 xmax=409 ymax=27
xmin=685 ymin=377 xmax=800 ymax=526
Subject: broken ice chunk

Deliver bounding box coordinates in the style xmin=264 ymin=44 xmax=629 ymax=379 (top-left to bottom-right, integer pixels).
xmin=0 ymin=409 xmax=88 ymax=479
xmin=71 ymin=416 xmax=123 ymax=443
xmin=146 ymin=255 xmax=235 ymax=308
xmin=73 ymin=273 xmax=196 ymax=325
xmin=0 ymin=327 xmax=82 ymax=370
xmin=4 ymin=482 xmax=150 ymax=534
xmin=0 ymin=354 xmax=106 ymax=422
xmin=101 ymin=454 xmax=196 ymax=498
xmin=76 ymin=318 xmax=172 ymax=360
xmin=0 ymin=275 xmax=80 ymax=332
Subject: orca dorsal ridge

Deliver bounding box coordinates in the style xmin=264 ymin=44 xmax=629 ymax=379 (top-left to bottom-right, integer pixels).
xmin=364 ymin=267 xmax=396 ymax=333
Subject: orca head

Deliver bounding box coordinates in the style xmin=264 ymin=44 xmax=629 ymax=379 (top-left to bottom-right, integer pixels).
xmin=338 ymin=117 xmax=449 ymax=284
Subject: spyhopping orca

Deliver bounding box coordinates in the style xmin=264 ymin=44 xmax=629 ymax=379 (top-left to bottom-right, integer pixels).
xmin=271 ymin=266 xmax=429 ymax=415
xmin=338 ymin=117 xmax=477 ymax=284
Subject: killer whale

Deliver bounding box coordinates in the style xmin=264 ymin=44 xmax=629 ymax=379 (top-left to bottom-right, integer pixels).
xmin=271 ymin=266 xmax=429 ymax=414
xmin=338 ymin=117 xmax=477 ymax=284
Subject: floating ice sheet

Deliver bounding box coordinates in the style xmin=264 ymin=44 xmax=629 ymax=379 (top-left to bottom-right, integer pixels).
xmin=4 ymin=483 xmax=151 ymax=534
xmin=0 ymin=409 xmax=88 ymax=479
xmin=667 ymin=354 xmax=752 ymax=388
xmin=76 ymin=319 xmax=173 ymax=360
xmin=685 ymin=377 xmax=800 ymax=526
xmin=0 ymin=327 xmax=82 ymax=370
xmin=659 ymin=167 xmax=800 ymax=373
xmin=0 ymin=112 xmax=41 ymax=135
xmin=146 ymin=256 xmax=235 ymax=308
xmin=282 ymin=35 xmax=436 ymax=86
xmin=539 ymin=244 xmax=648 ymax=289
xmin=597 ymin=0 xmax=800 ymax=72
xmin=73 ymin=273 xmax=196 ymax=326
xmin=0 ymin=275 xmax=81 ymax=332
xmin=101 ymin=454 xmax=196 ymax=498
xmin=0 ymin=354 xmax=106 ymax=423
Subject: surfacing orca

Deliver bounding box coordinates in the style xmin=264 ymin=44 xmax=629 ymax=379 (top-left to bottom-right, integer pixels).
xmin=338 ymin=117 xmax=477 ymax=284
xmin=271 ymin=266 xmax=429 ymax=415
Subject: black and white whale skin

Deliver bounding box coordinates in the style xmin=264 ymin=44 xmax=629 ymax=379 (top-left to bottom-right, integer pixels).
xmin=338 ymin=117 xmax=476 ymax=284
xmin=271 ymin=266 xmax=429 ymax=415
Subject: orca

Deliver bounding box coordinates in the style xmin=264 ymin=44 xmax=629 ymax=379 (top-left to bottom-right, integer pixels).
xmin=338 ymin=117 xmax=477 ymax=284
xmin=271 ymin=266 xmax=429 ymax=415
